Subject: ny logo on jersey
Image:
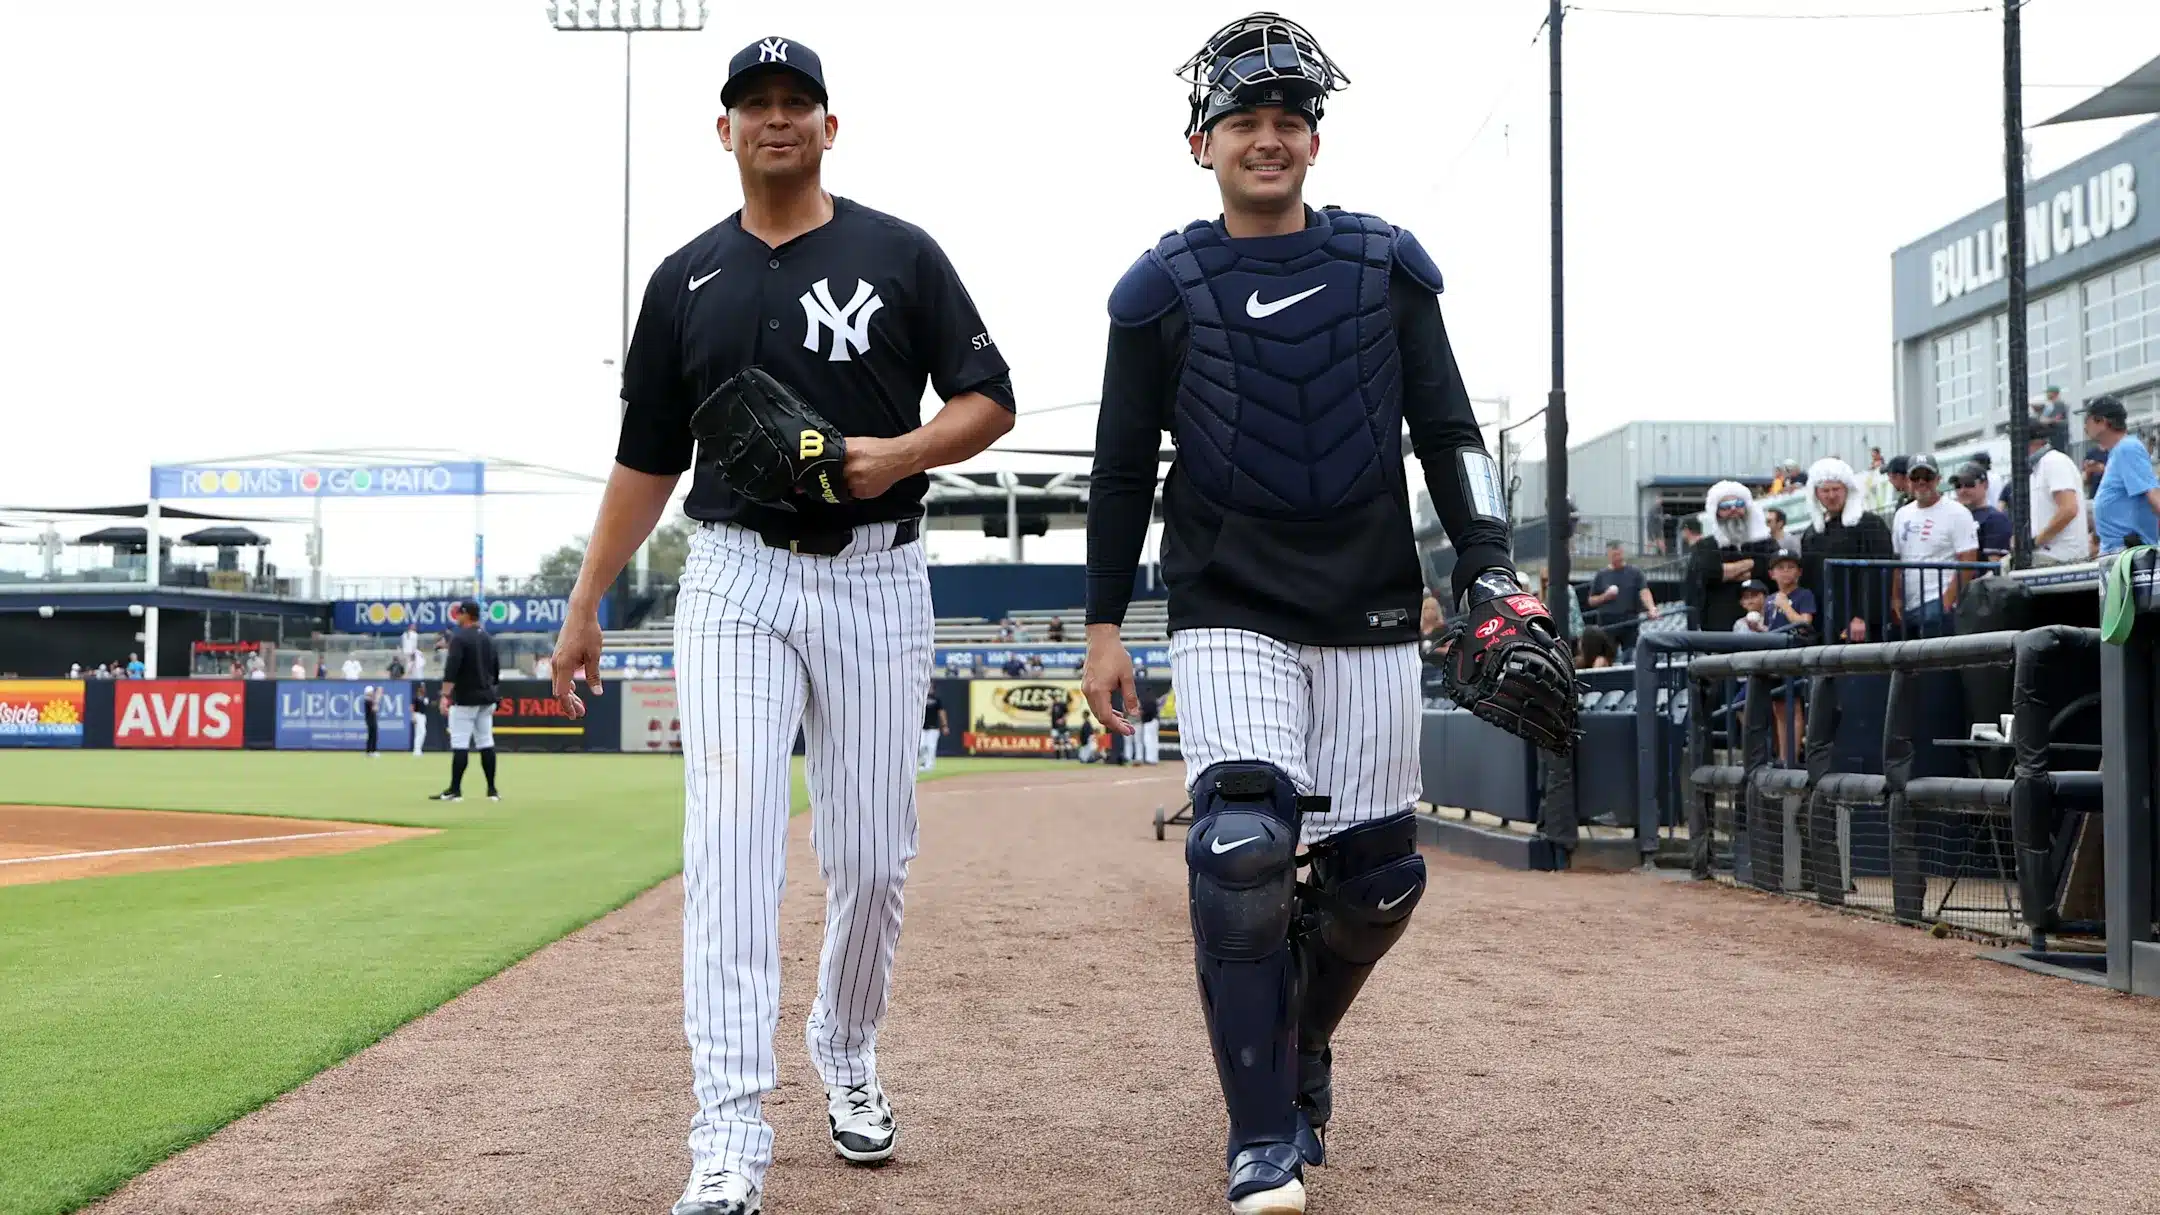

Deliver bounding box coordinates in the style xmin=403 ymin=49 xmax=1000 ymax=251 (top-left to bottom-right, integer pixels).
xmin=800 ymin=278 xmax=884 ymax=362
xmin=759 ymin=38 xmax=789 ymax=63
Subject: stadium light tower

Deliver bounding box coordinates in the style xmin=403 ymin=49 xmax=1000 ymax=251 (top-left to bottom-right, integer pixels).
xmin=548 ymin=0 xmax=710 ymax=367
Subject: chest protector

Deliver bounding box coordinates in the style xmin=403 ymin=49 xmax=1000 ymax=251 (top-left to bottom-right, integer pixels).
xmin=1151 ymin=210 xmax=1401 ymax=519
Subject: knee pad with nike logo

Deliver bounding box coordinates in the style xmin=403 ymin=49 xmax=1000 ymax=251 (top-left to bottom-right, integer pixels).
xmin=1295 ymin=810 xmax=1427 ymax=1135
xmin=1185 ymin=760 xmax=1304 ymax=1158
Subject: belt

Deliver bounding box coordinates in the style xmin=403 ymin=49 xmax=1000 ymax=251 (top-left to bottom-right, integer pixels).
xmin=754 ymin=516 xmax=920 ymax=557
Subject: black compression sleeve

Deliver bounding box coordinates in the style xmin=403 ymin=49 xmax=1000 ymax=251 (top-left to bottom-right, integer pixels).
xmin=1395 ymin=275 xmax=1513 ymax=599
xmin=1085 ymin=320 xmax=1168 ymax=628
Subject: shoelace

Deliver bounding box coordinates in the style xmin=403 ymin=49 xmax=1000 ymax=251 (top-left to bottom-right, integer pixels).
xmin=692 ymin=1172 xmax=745 ymax=1198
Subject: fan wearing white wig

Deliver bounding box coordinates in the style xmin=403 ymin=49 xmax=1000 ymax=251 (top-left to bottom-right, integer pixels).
xmin=1685 ymin=480 xmax=1780 ymax=633
xmin=1798 ymin=457 xmax=1896 ymax=643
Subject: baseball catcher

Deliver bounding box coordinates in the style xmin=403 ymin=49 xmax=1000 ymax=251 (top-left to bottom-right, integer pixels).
xmin=1080 ymin=12 xmax=1572 ymax=1214
xmin=690 ymin=366 xmax=852 ymax=510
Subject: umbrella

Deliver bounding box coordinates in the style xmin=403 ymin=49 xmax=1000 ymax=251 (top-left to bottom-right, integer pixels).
xmin=179 ymin=525 xmax=268 ymax=546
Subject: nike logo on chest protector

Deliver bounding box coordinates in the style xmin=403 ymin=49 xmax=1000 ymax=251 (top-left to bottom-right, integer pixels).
xmin=1244 ymin=283 xmax=1327 ymax=318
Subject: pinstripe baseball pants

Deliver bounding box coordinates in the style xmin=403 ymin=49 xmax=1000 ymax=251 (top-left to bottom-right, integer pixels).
xmin=1169 ymin=628 xmax=1423 ymax=845
xmin=674 ymin=520 xmax=933 ymax=1189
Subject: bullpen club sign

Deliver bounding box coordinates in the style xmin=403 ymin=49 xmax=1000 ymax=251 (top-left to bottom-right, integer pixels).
xmin=0 ymin=680 xmax=86 ymax=748
xmin=114 ymin=680 xmax=244 ymax=749
xmin=332 ymin=596 xmax=604 ymax=634
xmin=275 ymin=682 xmax=410 ymax=751
xmin=150 ymin=462 xmax=485 ymax=499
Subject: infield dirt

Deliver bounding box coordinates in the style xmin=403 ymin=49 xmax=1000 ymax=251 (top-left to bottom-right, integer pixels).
xmin=87 ymin=765 xmax=2160 ymax=1214
xmin=0 ymin=805 xmax=432 ymax=887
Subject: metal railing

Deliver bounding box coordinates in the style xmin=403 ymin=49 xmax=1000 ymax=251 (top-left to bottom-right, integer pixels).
xmin=1687 ymin=627 xmax=2101 ymax=946
xmin=1820 ymin=558 xmax=2002 ymax=643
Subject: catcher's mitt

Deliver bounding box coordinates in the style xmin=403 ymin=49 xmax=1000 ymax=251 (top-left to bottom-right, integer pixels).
xmin=690 ymin=366 xmax=851 ymax=511
xmin=1436 ymin=572 xmax=1583 ymax=754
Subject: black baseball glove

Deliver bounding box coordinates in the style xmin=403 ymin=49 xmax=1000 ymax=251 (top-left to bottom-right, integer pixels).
xmin=1436 ymin=571 xmax=1583 ymax=754
xmin=689 ymin=366 xmax=851 ymax=511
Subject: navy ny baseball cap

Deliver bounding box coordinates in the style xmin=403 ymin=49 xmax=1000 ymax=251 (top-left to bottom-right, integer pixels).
xmin=721 ymin=36 xmax=827 ymax=108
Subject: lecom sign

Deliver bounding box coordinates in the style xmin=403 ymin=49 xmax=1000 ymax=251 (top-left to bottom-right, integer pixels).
xmin=114 ymin=680 xmax=245 ymax=749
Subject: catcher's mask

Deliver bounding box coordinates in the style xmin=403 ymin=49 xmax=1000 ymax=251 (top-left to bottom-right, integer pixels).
xmin=1178 ymin=11 xmax=1349 ymax=149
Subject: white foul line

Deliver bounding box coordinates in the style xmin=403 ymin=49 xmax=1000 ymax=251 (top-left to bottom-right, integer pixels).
xmin=0 ymin=828 xmax=395 ymax=868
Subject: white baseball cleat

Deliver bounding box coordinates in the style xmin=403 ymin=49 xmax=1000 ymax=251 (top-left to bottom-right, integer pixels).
xmin=672 ymin=1170 xmax=760 ymax=1215
xmin=826 ymin=1079 xmax=898 ymax=1164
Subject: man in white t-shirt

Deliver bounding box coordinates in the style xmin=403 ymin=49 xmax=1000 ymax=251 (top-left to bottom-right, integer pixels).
xmin=1890 ymin=454 xmax=1978 ymax=638
xmin=2024 ymin=430 xmax=2091 ymax=566
xmin=340 ymin=655 xmax=364 ymax=681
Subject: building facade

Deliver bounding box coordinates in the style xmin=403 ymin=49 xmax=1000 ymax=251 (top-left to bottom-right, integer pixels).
xmin=1892 ymin=119 xmax=2160 ymax=457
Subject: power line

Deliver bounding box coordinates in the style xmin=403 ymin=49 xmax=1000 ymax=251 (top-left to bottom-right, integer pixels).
xmin=1430 ymin=13 xmax=1552 ymax=196
xmin=1565 ymin=2 xmax=1998 ymax=17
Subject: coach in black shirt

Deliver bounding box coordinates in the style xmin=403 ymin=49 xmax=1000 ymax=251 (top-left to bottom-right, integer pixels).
xmin=544 ymin=38 xmax=1014 ymax=1215
xmin=433 ymin=599 xmax=501 ymax=802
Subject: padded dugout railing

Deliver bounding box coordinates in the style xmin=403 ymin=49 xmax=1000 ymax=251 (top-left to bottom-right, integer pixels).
xmin=1688 ymin=627 xmax=2101 ymax=946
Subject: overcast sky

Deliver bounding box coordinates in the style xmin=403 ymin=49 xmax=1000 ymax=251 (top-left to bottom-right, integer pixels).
xmin=4 ymin=0 xmax=2157 ymax=587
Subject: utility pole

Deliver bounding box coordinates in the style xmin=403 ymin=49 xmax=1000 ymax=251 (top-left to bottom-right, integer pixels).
xmin=2003 ymin=0 xmax=2033 ymax=570
xmin=1545 ymin=0 xmax=1571 ymax=624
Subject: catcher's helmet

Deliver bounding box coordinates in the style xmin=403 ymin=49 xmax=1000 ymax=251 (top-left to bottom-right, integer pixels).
xmin=1178 ymin=11 xmax=1349 ymax=140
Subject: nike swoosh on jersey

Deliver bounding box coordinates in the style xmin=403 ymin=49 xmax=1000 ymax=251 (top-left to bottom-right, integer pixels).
xmin=688 ymin=268 xmax=723 ymax=291
xmin=1245 ymin=283 xmax=1327 ymax=318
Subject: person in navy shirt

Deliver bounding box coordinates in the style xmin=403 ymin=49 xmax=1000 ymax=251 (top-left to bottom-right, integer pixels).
xmin=2085 ymin=397 xmax=2160 ymax=553
xmin=1953 ymin=463 xmax=2012 ymax=559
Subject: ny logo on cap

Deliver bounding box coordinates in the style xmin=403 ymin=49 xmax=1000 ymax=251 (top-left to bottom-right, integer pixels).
xmin=759 ymin=38 xmax=789 ymax=62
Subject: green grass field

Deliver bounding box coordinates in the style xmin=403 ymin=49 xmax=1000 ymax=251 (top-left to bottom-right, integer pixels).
xmin=0 ymin=750 xmax=1062 ymax=1215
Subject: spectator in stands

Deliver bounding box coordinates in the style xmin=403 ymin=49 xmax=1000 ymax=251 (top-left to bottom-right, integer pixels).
xmin=1953 ymin=463 xmax=2011 ymax=560
xmin=92 ymin=663 xmax=109 ymax=679
xmin=1765 ymin=555 xmax=1815 ymax=636
xmin=1045 ymin=616 xmax=1066 ymax=643
xmin=1677 ymin=518 xmax=1706 ymax=628
xmin=1534 ymin=568 xmax=1584 ymax=637
xmin=1884 ymin=456 xmax=1913 ymax=507
xmin=340 ymin=654 xmax=364 ymax=681
xmin=400 ymin=623 xmax=421 ymax=671
xmin=1968 ymin=450 xmax=1999 ymax=505
xmin=1890 ymin=455 xmax=1977 ymax=638
xmin=1732 ymin=579 xmax=1771 ymax=633
xmin=997 ymin=618 xmax=1017 ymax=643
xmin=2083 ymin=444 xmax=2110 ymax=499
xmin=1764 ymin=507 xmax=1802 ymax=558
xmin=534 ymin=653 xmax=553 ymax=681
xmin=1801 ymin=457 xmax=1895 ymax=643
xmin=1575 ymin=626 xmax=1617 ymax=669
xmin=1585 ymin=542 xmax=1656 ymax=654
xmin=2024 ymin=427 xmax=2092 ymax=565
xmin=126 ymin=653 xmax=145 ymax=678
xmin=1689 ymin=481 xmax=1778 ymax=633
xmin=315 ymin=659 xmax=328 ymax=679
xmin=291 ymin=659 xmax=307 ymax=680
xmin=388 ymin=653 xmax=407 ymax=680
xmin=2086 ymin=396 xmax=2160 ymax=554
xmin=1023 ymin=651 xmax=1045 ymax=677
xmin=2035 ymin=387 xmax=2071 ymax=451
xmin=1001 ymin=653 xmax=1026 ymax=678
xmin=246 ymin=652 xmax=266 ymax=679
xmin=68 ymin=662 xmax=82 ymax=679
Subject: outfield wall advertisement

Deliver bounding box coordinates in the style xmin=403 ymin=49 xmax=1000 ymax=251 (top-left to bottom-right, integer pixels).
xmin=114 ymin=680 xmax=245 ymax=749
xmin=964 ymin=679 xmax=1084 ymax=755
xmin=0 ymin=680 xmax=86 ymax=748
xmin=274 ymin=683 xmax=410 ymax=751
xmin=620 ymin=680 xmax=681 ymax=753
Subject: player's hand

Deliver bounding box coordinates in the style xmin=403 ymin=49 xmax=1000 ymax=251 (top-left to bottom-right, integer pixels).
xmin=840 ymin=435 xmax=915 ymax=501
xmin=1081 ymin=623 xmax=1138 ymax=736
xmin=552 ymin=602 xmax=604 ymax=718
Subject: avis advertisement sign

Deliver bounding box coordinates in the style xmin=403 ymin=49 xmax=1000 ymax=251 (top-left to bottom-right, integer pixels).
xmin=0 ymin=680 xmax=86 ymax=748
xmin=114 ymin=680 xmax=245 ymax=749
xmin=330 ymin=596 xmax=606 ymax=634
xmin=275 ymin=682 xmax=410 ymax=751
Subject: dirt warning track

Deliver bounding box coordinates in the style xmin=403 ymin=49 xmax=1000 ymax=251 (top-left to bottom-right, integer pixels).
xmin=0 ymin=805 xmax=431 ymax=887
xmin=89 ymin=767 xmax=2160 ymax=1215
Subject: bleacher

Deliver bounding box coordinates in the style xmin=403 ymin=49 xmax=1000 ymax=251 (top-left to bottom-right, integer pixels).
xmin=932 ymin=600 xmax=1168 ymax=645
